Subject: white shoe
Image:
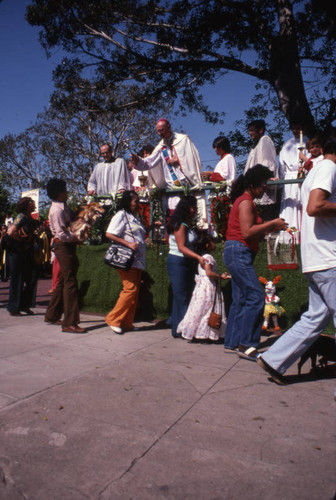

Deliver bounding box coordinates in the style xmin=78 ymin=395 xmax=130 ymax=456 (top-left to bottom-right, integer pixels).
xmin=109 ymin=325 xmax=123 ymax=334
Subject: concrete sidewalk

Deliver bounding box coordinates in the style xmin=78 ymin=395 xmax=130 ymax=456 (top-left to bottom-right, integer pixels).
xmin=0 ymin=303 xmax=335 ymax=499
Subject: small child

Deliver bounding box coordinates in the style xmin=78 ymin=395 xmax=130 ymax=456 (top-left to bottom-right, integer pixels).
xmin=177 ymin=230 xmax=230 ymax=341
xmin=299 ymin=136 xmax=324 ymax=176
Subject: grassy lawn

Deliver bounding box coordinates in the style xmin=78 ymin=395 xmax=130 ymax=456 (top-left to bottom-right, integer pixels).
xmin=77 ymin=242 xmax=333 ymax=333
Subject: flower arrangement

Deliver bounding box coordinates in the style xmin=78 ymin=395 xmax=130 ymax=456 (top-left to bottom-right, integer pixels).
xmin=208 ymin=182 xmax=232 ymax=240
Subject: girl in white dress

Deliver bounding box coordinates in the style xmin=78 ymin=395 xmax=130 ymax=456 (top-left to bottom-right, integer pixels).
xmin=177 ymin=231 xmax=230 ymax=341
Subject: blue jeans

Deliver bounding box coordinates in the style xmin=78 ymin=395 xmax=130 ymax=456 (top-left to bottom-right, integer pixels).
xmin=167 ymin=253 xmax=197 ymax=337
xmin=223 ymin=240 xmax=264 ymax=349
xmin=262 ymin=268 xmax=336 ymax=374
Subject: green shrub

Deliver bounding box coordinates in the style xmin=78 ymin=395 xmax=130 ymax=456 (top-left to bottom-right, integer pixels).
xmin=77 ymin=242 xmax=332 ymax=333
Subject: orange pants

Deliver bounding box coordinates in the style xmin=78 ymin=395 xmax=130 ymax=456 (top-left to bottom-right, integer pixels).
xmin=105 ymin=267 xmax=142 ymax=330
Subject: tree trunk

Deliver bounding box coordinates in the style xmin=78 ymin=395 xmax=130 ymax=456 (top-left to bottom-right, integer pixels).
xmin=269 ymin=0 xmax=316 ymax=136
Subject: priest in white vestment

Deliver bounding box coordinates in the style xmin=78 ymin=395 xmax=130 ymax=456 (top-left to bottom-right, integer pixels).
xmin=132 ymin=119 xmax=207 ymax=226
xmin=279 ymin=123 xmax=308 ymax=232
xmin=244 ymin=119 xmax=278 ymax=220
xmin=87 ymin=144 xmax=131 ymax=196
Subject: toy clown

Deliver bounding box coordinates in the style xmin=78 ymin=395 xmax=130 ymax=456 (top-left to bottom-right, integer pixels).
xmin=259 ymin=275 xmax=285 ymax=332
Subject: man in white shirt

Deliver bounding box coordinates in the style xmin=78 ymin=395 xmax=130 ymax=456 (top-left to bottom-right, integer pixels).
xmin=88 ymin=144 xmax=131 ymax=196
xmin=244 ymin=119 xmax=278 ymax=220
xmin=257 ymin=140 xmax=336 ymax=384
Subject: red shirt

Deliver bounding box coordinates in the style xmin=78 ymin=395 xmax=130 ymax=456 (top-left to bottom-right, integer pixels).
xmin=226 ymin=192 xmax=262 ymax=253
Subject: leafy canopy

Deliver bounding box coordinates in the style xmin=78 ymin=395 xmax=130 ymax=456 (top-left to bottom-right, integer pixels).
xmin=26 ymin=0 xmax=336 ymax=135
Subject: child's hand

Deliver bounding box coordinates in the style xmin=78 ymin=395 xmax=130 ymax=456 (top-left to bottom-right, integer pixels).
xmin=221 ymin=272 xmax=231 ymax=280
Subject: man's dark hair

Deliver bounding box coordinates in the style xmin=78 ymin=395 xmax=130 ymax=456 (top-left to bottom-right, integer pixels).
xmin=323 ymin=140 xmax=336 ymax=155
xmin=46 ymin=178 xmax=66 ymax=200
xmin=212 ymin=136 xmax=231 ymax=152
xmin=248 ymin=119 xmax=266 ymax=131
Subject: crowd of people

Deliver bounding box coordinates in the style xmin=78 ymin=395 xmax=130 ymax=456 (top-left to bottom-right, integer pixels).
xmin=2 ymin=115 xmax=336 ymax=386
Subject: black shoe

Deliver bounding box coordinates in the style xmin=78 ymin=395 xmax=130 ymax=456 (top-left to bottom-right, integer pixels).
xmin=9 ymin=311 xmax=21 ymax=316
xmin=21 ymin=309 xmax=35 ymax=315
xmin=257 ymin=356 xmax=288 ymax=385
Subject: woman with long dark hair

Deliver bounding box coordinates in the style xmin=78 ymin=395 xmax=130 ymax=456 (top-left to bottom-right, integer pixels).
xmin=223 ymin=165 xmax=288 ymax=360
xmin=6 ymin=197 xmax=39 ymax=315
xmin=105 ymin=191 xmax=146 ymax=334
xmin=166 ymin=195 xmax=206 ymax=338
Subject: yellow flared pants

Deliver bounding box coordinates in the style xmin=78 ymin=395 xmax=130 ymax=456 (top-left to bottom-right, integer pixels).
xmin=105 ymin=267 xmax=142 ymax=329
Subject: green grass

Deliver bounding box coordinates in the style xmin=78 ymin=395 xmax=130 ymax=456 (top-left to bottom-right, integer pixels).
xmin=77 ymin=242 xmax=333 ymax=333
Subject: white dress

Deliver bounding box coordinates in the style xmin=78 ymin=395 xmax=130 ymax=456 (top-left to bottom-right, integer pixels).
xmin=177 ymin=254 xmax=227 ymax=341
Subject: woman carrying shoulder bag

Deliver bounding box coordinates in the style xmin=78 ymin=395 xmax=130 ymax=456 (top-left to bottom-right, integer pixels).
xmin=105 ymin=191 xmax=146 ymax=334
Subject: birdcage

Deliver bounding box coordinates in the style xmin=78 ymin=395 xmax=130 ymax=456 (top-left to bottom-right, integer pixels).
xmin=267 ymin=231 xmax=299 ymax=270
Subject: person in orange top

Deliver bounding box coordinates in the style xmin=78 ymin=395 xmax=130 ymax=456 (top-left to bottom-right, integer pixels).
xmin=223 ymin=165 xmax=287 ymax=361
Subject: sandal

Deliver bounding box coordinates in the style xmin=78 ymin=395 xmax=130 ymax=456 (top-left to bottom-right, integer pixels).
xmin=257 ymin=356 xmax=288 ymax=385
xmin=237 ymin=346 xmax=259 ymax=362
xmin=224 ymin=347 xmax=238 ymax=354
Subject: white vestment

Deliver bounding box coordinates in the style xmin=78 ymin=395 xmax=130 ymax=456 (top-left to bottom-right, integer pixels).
xmin=279 ymin=136 xmax=308 ymax=231
xmin=214 ymin=154 xmax=236 ymax=181
xmin=146 ymin=132 xmax=202 ymax=189
xmin=244 ymin=135 xmax=277 ymax=205
xmin=135 ymin=133 xmax=207 ymax=226
xmin=87 ymin=158 xmax=132 ymax=195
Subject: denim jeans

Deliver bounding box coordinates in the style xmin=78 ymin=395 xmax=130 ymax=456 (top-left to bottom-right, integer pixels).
xmin=262 ymin=268 xmax=336 ymax=374
xmin=223 ymin=240 xmax=264 ymax=349
xmin=167 ymin=253 xmax=197 ymax=337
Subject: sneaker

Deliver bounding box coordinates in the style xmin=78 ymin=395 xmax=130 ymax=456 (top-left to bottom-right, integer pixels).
xmin=257 ymin=356 xmax=288 ymax=385
xmin=109 ymin=325 xmax=123 ymax=334
xmin=237 ymin=346 xmax=259 ymax=362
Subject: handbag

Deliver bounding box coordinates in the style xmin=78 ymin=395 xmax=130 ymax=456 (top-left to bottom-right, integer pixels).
xmin=208 ymin=278 xmax=222 ymax=330
xmin=104 ymin=211 xmax=135 ymax=271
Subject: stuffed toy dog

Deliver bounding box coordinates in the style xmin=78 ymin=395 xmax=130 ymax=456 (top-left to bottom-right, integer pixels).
xmin=70 ymin=202 xmax=104 ymax=242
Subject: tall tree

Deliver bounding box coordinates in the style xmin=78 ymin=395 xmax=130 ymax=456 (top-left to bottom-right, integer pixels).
xmin=0 ymin=83 xmax=164 ymax=198
xmin=26 ymin=0 xmax=336 ymax=135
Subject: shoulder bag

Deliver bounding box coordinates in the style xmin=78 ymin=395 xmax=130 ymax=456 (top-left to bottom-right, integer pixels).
xmin=208 ymin=278 xmax=222 ymax=330
xmin=104 ymin=211 xmax=135 ymax=271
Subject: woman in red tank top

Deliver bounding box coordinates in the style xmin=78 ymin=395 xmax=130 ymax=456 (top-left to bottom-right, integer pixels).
xmin=223 ymin=165 xmax=287 ymax=361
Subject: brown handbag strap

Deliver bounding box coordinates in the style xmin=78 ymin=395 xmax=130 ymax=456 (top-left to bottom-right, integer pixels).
xmin=211 ymin=278 xmax=222 ymax=315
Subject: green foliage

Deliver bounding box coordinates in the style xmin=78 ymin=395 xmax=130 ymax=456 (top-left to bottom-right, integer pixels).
xmin=76 ymin=242 xmax=335 ymax=334
xmin=0 ymin=83 xmax=166 ymax=197
xmin=26 ymin=0 xmax=336 ymax=136
xmin=77 ymin=243 xmax=171 ymax=319
xmin=0 ymin=174 xmax=14 ymax=221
